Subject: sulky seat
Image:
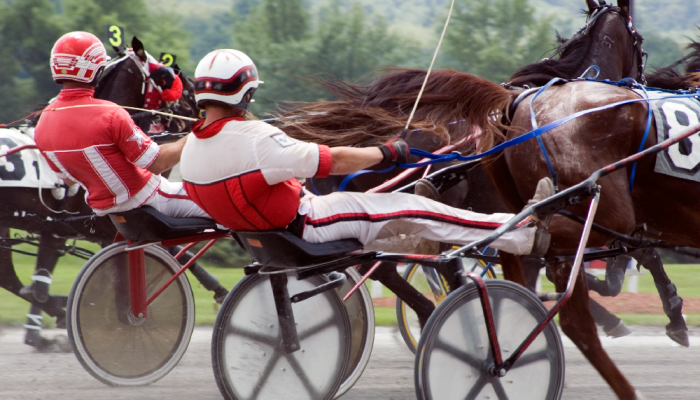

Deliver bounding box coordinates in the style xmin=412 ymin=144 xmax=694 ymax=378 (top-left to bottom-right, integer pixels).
xmin=235 ymin=230 xmax=362 ymax=268
xmin=108 ymin=206 xmax=221 ymax=241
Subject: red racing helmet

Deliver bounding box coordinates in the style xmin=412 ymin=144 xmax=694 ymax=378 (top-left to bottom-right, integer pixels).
xmin=50 ymin=31 xmax=109 ymax=84
xmin=194 ymin=49 xmax=262 ymax=109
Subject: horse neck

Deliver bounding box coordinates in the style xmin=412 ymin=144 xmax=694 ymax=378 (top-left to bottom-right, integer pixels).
xmin=95 ymin=58 xmax=145 ymax=108
xmin=508 ymin=10 xmax=640 ymax=86
xmin=579 ymin=11 xmax=639 ymax=81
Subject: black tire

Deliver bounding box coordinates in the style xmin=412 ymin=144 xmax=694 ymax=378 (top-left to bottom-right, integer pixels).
xmin=397 ymin=258 xmax=497 ymax=353
xmin=212 ymin=272 xmax=352 ymax=400
xmin=67 ymin=242 xmax=195 ymax=386
xmin=415 ymin=280 xmax=564 ymax=400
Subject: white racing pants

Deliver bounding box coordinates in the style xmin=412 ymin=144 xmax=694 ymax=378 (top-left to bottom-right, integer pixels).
xmin=142 ymin=176 xmax=210 ymax=219
xmin=298 ymin=192 xmax=536 ymax=255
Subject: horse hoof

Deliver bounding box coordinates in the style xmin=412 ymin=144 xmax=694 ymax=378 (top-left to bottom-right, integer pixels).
xmin=666 ymin=327 xmax=689 ymax=347
xmin=634 ymin=389 xmax=647 ymax=399
xmin=24 ymin=330 xmax=54 ymax=351
xmin=604 ymin=320 xmax=632 ymax=338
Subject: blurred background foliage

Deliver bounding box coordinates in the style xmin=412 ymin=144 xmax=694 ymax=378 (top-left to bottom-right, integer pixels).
xmin=1 ymin=0 xmax=697 ymax=123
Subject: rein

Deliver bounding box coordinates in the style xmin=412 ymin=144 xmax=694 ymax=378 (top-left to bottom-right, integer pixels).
xmin=336 ymin=78 xmax=700 ymax=192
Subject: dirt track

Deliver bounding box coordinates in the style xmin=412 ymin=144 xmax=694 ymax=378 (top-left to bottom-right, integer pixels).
xmin=2 ymin=325 xmax=700 ymax=399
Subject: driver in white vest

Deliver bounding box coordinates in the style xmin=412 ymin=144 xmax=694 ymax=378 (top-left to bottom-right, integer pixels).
xmin=180 ymin=49 xmax=554 ymax=256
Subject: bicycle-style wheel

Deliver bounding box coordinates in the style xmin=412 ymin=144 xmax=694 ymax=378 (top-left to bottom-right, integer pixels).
xmin=397 ymin=257 xmax=497 ymax=353
xmin=212 ymin=272 xmax=352 ymax=400
xmin=67 ymin=242 xmax=195 ymax=386
xmin=415 ymin=280 xmax=564 ymax=400
xmin=335 ymin=267 xmax=375 ymax=397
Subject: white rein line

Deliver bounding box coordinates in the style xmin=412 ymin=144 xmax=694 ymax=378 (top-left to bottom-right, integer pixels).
xmin=404 ymin=0 xmax=456 ymax=132
xmin=43 ymin=104 xmax=198 ymax=122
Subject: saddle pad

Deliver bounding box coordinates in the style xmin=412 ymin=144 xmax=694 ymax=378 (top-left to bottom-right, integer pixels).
xmin=0 ymin=128 xmax=62 ymax=188
xmin=638 ymin=89 xmax=700 ymax=181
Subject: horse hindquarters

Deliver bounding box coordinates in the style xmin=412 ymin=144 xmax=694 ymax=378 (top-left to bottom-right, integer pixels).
xmin=505 ymin=82 xmax=647 ymax=399
xmin=507 ymin=82 xmax=647 ymax=252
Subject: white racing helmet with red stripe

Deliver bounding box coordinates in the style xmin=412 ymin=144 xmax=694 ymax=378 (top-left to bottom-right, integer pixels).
xmin=194 ymin=49 xmax=262 ymax=109
xmin=50 ymin=31 xmax=109 ymax=84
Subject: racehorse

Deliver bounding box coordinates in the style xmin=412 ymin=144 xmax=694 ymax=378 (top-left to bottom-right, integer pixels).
xmin=278 ymin=0 xmax=690 ymax=397
xmin=281 ymin=0 xmax=650 ymax=327
xmin=0 ymin=36 xmax=225 ymax=350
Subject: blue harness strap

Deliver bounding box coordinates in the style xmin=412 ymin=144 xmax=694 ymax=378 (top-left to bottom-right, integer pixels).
xmin=335 ymin=82 xmax=700 ymax=192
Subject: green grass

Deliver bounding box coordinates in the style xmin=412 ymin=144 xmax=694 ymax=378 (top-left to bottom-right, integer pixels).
xmin=6 ymin=234 xmax=700 ymax=328
xmin=0 ymin=239 xmax=249 ymax=327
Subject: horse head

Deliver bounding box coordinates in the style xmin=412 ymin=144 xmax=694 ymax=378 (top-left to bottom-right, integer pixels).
xmin=95 ymin=36 xmax=198 ymax=135
xmin=508 ymin=0 xmax=645 ymax=87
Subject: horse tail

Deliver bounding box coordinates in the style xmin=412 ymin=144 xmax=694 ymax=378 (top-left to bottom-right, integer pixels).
xmin=278 ymin=68 xmax=515 ymax=153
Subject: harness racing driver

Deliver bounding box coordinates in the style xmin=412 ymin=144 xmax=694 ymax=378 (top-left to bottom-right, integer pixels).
xmin=34 ymin=31 xmax=209 ymax=220
xmin=179 ymin=49 xmax=554 ymax=257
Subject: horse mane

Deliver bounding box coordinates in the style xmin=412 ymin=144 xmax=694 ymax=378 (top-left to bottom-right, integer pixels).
xmin=279 ymin=68 xmax=515 ymax=154
xmin=645 ymin=39 xmax=700 ymax=90
xmin=508 ymin=31 xmax=593 ymax=88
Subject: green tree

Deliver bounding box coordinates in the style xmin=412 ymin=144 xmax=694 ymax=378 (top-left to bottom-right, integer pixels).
xmin=263 ymin=0 xmax=307 ymax=43
xmin=232 ymin=0 xmax=417 ymax=115
xmin=0 ymin=0 xmax=64 ymax=121
xmin=440 ymin=0 xmax=555 ymax=83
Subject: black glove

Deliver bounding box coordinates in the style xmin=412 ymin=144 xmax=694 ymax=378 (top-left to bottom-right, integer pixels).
xmin=379 ymin=138 xmax=410 ymax=164
xmin=151 ymin=66 xmax=176 ymax=90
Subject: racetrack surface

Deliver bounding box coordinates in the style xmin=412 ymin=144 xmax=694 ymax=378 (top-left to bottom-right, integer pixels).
xmin=0 ymin=325 xmax=697 ymax=399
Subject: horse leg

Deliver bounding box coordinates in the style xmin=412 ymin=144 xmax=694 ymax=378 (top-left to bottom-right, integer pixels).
xmin=551 ymin=261 xmax=638 ymax=399
xmin=20 ymin=233 xmax=65 ymax=302
xmin=0 ymin=227 xmax=25 ymax=295
xmin=586 ymin=255 xmax=628 ymax=297
xmin=498 ymin=251 xmax=526 ymax=286
xmin=22 ymin=233 xmax=69 ymax=349
xmin=357 ymin=262 xmax=436 ymax=329
xmin=589 ymin=298 xmax=631 ymax=338
xmin=630 ymin=248 xmax=688 ymax=346
xmin=522 ymin=257 xmax=544 ymax=293
xmin=167 ymin=246 xmax=229 ymax=304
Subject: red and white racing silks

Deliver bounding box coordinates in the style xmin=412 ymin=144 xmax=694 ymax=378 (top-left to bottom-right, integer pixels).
xmin=180 ymin=117 xmax=537 ymax=255
xmin=180 ymin=117 xmax=332 ymax=230
xmin=34 ymin=88 xmax=161 ymax=215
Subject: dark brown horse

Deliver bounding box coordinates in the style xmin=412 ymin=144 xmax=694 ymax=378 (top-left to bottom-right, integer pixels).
xmin=0 ymin=37 xmax=222 ymax=350
xmin=277 ymin=1 xmax=679 ymax=397
xmin=281 ymin=0 xmax=644 ymax=316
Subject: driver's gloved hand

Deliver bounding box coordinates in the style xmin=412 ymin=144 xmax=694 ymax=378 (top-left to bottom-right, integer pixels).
xmin=379 ymin=138 xmax=410 ymax=164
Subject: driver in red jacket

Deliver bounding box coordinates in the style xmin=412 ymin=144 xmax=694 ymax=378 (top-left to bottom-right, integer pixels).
xmin=34 ymin=31 xmax=208 ymax=219
xmin=179 ymin=49 xmax=554 ymax=256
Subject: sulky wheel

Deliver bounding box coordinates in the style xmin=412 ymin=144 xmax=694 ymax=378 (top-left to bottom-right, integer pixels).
xmin=212 ymin=271 xmax=352 ymax=400
xmin=67 ymin=242 xmax=195 ymax=386
xmin=397 ymin=258 xmax=497 ymax=353
xmin=335 ymin=267 xmax=375 ymax=397
xmin=415 ymin=280 xmax=564 ymax=400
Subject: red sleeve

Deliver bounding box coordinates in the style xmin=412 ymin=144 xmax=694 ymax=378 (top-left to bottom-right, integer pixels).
xmin=314 ymin=144 xmax=332 ymax=178
xmin=111 ymin=108 xmax=160 ymax=168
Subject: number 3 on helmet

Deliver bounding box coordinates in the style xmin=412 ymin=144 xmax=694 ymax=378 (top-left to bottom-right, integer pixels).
xmin=194 ymin=49 xmax=262 ymax=110
xmin=50 ymin=31 xmax=109 ymax=84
